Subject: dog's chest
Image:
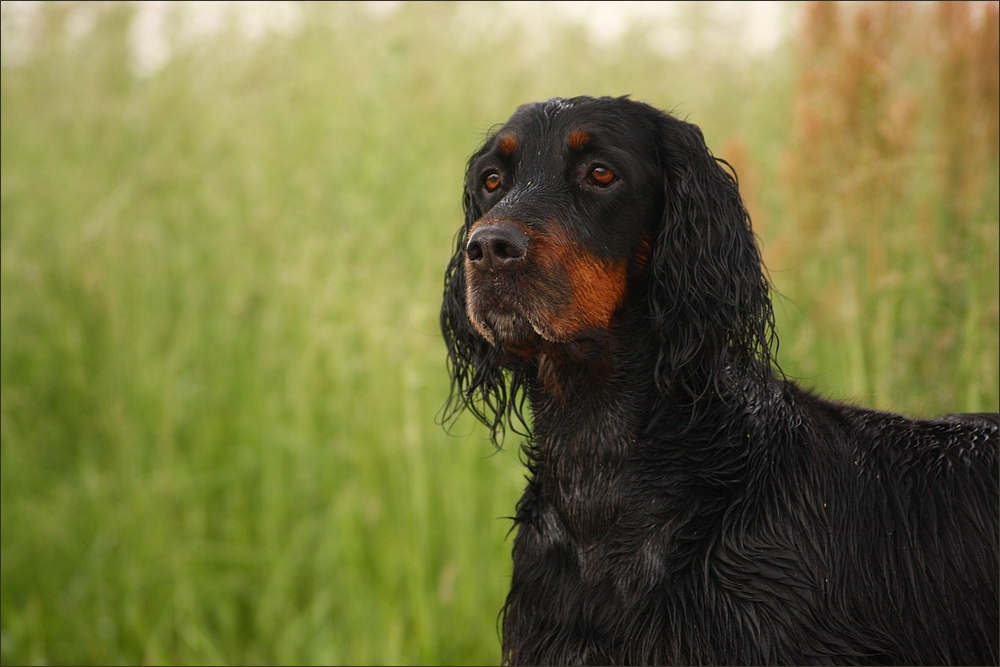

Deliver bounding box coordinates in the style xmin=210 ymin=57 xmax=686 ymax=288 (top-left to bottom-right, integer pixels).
xmin=521 ymin=356 xmax=670 ymax=581
xmin=529 ymin=428 xmax=671 ymax=584
xmin=517 ymin=464 xmax=674 ymax=608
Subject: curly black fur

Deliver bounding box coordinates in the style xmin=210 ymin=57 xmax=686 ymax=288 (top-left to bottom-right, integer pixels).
xmin=440 ymin=96 xmax=999 ymax=666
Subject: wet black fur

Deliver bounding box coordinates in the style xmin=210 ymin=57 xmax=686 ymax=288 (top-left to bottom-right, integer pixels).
xmin=440 ymin=96 xmax=999 ymax=665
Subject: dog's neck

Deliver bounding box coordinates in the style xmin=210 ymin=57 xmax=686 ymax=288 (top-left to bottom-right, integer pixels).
xmin=525 ymin=306 xmax=660 ymax=542
xmin=524 ymin=303 xmax=760 ymax=545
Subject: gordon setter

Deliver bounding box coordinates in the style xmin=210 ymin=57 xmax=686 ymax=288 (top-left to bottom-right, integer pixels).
xmin=440 ymin=96 xmax=999 ymax=666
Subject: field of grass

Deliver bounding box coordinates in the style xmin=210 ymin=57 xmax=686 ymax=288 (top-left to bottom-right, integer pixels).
xmin=1 ymin=2 xmax=996 ymax=664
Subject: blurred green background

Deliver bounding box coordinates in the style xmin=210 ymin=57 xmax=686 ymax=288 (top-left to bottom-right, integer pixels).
xmin=1 ymin=1 xmax=997 ymax=664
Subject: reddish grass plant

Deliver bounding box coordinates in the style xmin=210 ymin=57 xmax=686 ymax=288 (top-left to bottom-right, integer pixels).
xmin=780 ymin=1 xmax=999 ymax=413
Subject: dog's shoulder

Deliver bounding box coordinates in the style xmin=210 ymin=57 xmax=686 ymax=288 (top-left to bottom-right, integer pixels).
xmin=763 ymin=381 xmax=998 ymax=480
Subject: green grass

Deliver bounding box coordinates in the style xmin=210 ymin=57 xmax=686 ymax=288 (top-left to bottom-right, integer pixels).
xmin=1 ymin=2 xmax=997 ymax=665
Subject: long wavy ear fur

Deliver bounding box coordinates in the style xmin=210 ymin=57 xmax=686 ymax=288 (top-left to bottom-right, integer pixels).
xmin=440 ymin=149 xmax=530 ymax=445
xmin=649 ymin=114 xmax=778 ymax=405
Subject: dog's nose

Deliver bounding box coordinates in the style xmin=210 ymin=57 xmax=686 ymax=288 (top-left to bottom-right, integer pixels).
xmin=466 ymin=223 xmax=529 ymax=271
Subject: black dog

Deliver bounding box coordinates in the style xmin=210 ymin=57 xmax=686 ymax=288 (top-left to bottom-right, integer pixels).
xmin=440 ymin=96 xmax=999 ymax=665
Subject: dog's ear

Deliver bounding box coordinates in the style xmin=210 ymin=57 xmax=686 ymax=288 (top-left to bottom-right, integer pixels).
xmin=648 ymin=114 xmax=777 ymax=403
xmin=440 ymin=149 xmax=529 ymax=445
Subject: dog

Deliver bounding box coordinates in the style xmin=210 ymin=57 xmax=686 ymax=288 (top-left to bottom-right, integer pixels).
xmin=440 ymin=96 xmax=999 ymax=665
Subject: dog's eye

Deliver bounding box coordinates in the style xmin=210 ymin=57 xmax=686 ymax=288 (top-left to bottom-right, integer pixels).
xmin=484 ymin=171 xmax=502 ymax=192
xmin=588 ymin=166 xmax=616 ymax=186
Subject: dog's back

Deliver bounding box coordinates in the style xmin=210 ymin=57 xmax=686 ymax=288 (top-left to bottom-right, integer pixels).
xmin=776 ymin=393 xmax=999 ymax=664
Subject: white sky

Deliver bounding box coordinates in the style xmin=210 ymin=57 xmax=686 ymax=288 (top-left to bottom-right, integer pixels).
xmin=515 ymin=1 xmax=790 ymax=53
xmin=1 ymin=1 xmax=794 ymax=76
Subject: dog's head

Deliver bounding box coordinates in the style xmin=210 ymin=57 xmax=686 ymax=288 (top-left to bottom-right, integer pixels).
xmin=459 ymin=97 xmax=664 ymax=356
xmin=441 ymin=96 xmax=775 ymax=442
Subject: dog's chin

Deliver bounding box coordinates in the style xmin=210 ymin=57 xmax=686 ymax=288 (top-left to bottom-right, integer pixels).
xmin=472 ymin=304 xmax=613 ymax=364
xmin=472 ymin=308 xmax=545 ymax=356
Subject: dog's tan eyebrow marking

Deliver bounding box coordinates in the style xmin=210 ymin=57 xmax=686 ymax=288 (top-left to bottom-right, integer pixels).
xmin=497 ymin=135 xmax=518 ymax=156
xmin=568 ymin=129 xmax=591 ymax=150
